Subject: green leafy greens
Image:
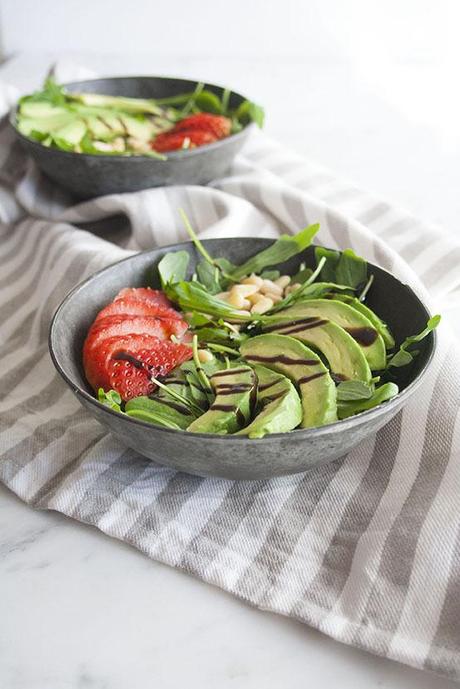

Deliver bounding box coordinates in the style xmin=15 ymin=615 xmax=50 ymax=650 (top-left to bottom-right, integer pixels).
xmin=387 ymin=315 xmax=441 ymax=368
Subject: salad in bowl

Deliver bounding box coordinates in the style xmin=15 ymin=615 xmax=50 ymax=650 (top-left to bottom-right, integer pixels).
xmin=81 ymin=215 xmax=440 ymax=439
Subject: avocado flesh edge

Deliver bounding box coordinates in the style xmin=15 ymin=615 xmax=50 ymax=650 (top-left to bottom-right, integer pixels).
xmin=329 ymin=294 xmax=395 ymax=349
xmin=241 ymin=334 xmax=337 ymax=428
xmin=235 ymin=365 xmax=302 ymax=438
xmin=263 ymin=299 xmax=387 ymax=370
xmin=187 ymin=366 xmax=256 ymax=434
xmin=266 ymin=319 xmax=372 ymax=382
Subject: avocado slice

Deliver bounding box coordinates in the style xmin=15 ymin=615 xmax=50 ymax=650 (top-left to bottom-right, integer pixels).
xmin=19 ymin=102 xmax=68 ymax=119
xmin=263 ymin=299 xmax=386 ymax=370
xmin=235 ymin=365 xmax=302 ymax=438
xmin=263 ymin=318 xmax=371 ymax=382
xmin=328 ymin=294 xmax=395 ymax=349
xmin=84 ymin=115 xmax=114 ymax=140
xmin=118 ymin=115 xmax=156 ymax=141
xmin=241 ymin=334 xmax=337 ymax=428
xmin=52 ymin=119 xmax=87 ymax=148
xmin=17 ymin=113 xmax=74 ymax=137
xmin=187 ymin=366 xmax=256 ymax=434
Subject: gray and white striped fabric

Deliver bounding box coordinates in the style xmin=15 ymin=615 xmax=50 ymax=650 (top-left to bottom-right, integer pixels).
xmin=1 ymin=79 xmax=460 ymax=680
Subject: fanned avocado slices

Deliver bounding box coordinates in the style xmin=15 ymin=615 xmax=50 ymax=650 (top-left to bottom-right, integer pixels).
xmin=187 ymin=366 xmax=257 ymax=434
xmin=241 ymin=334 xmax=337 ymax=428
xmin=235 ymin=365 xmax=302 ymax=438
xmin=327 ymin=293 xmax=395 ymax=349
xmin=262 ymin=317 xmax=371 ymax=383
xmin=263 ymin=299 xmax=386 ymax=370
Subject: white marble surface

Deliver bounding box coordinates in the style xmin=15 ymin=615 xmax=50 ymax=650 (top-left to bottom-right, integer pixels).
xmin=1 ymin=53 xmax=459 ymax=688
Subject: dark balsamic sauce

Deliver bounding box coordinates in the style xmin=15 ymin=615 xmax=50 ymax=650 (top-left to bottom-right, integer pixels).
xmin=153 ymin=398 xmax=193 ymax=415
xmin=264 ymin=390 xmax=286 ymax=403
xmin=245 ymin=354 xmax=319 ymax=366
xmin=331 ymin=372 xmax=347 ymax=384
xmin=258 ymin=380 xmax=279 ymax=392
xmin=346 ymin=326 xmax=378 ymax=346
xmin=211 ymin=367 xmax=250 ymax=378
xmin=113 ymin=351 xmax=149 ymax=370
xmin=276 ymin=319 xmax=328 ymax=335
xmin=216 ymin=384 xmax=254 ymax=395
xmin=298 ymin=371 xmax=326 ymax=385
xmin=263 ymin=316 xmax=321 ymax=333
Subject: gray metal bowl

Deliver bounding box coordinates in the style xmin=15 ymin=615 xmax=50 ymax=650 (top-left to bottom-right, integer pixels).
xmin=49 ymin=238 xmax=436 ymax=480
xmin=10 ymin=76 xmax=254 ymax=199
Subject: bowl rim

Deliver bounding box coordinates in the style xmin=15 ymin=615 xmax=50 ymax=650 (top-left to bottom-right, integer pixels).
xmin=10 ymin=74 xmax=255 ymax=162
xmin=48 ymin=237 xmax=437 ymax=443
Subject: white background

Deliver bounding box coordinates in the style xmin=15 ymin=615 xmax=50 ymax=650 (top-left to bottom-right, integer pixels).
xmin=0 ymin=2 xmax=459 ymax=688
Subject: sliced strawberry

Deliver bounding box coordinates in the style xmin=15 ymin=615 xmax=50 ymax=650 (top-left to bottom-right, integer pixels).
xmin=173 ymin=113 xmax=232 ymax=139
xmin=94 ymin=298 xmax=181 ymax=323
xmin=84 ymin=334 xmax=193 ymax=401
xmin=115 ymin=287 xmax=172 ymax=309
xmin=152 ymin=129 xmax=217 ymax=153
xmin=84 ymin=314 xmax=188 ymax=355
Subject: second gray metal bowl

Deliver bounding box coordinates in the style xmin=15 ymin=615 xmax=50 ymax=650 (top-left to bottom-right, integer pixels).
xmin=11 ymin=76 xmax=254 ymax=199
xmin=49 ymin=238 xmax=436 ymax=480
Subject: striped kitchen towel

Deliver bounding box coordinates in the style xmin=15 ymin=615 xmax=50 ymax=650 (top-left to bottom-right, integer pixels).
xmin=1 ymin=69 xmax=460 ymax=680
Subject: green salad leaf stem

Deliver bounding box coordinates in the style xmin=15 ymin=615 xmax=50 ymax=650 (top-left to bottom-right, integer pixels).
xmin=150 ymin=375 xmax=204 ymax=415
xmin=158 ymin=250 xmax=190 ymax=287
xmin=98 ymin=388 xmax=122 ymax=412
xmin=387 ymin=315 xmax=441 ymax=368
xmin=228 ymin=223 xmax=320 ymax=281
xmin=192 ymin=335 xmax=213 ymax=392
xmin=338 ymin=383 xmax=399 ymax=419
xmin=336 ymin=380 xmax=374 ymax=401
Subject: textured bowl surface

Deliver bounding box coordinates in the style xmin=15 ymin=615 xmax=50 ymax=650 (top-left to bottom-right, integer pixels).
xmin=49 ymin=238 xmax=436 ymax=480
xmin=11 ymin=76 xmax=253 ymax=199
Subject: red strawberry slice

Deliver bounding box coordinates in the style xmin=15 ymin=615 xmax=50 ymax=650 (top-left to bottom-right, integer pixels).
xmin=115 ymin=287 xmax=172 ymax=309
xmin=173 ymin=113 xmax=232 ymax=139
xmin=84 ymin=314 xmax=188 ymax=354
xmin=152 ymin=129 xmax=218 ymax=153
xmin=95 ymin=298 xmax=181 ymax=323
xmin=84 ymin=334 xmax=193 ymax=401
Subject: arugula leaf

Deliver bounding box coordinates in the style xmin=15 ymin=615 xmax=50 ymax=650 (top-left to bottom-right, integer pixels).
xmin=208 ymin=343 xmax=241 ymax=357
xmin=20 ymin=76 xmax=67 ymax=107
xmin=228 ymin=224 xmax=320 ymax=281
xmin=338 ymin=383 xmax=399 ymax=419
xmin=194 ymin=325 xmax=246 ymax=347
xmin=336 ymin=249 xmax=367 ymax=288
xmin=291 ymin=266 xmax=313 ymax=284
xmin=158 ymin=251 xmax=190 ymax=287
xmin=260 ymin=269 xmax=281 ymax=281
xmin=179 ymin=209 xmax=233 ymax=281
xmin=125 ymin=409 xmax=183 ymax=429
xmin=316 ymin=247 xmax=367 ymax=289
xmin=196 ymin=260 xmax=222 ymax=294
xmin=98 ymin=388 xmax=122 ymax=412
xmin=336 ymin=380 xmax=374 ymax=401
xmin=195 ymin=90 xmax=224 ymax=114
xmin=315 ymin=247 xmax=340 ymax=282
xmin=234 ymin=100 xmax=265 ymax=127
xmin=387 ymin=315 xmax=440 ymax=368
xmin=165 ymin=281 xmax=252 ymax=321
